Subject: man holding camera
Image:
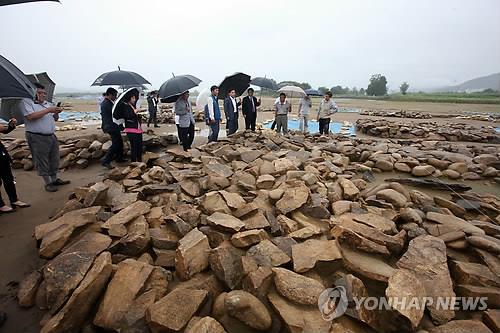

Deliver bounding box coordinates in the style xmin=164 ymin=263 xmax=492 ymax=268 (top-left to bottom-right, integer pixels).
xmin=22 ymin=83 xmax=70 ymax=192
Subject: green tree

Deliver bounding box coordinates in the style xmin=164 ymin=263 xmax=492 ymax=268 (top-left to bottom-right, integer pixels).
xmin=359 ymin=88 xmax=366 ymax=95
xmin=366 ymin=74 xmax=388 ymax=96
xmin=318 ymin=86 xmax=329 ymax=95
xmin=331 ymin=85 xmax=347 ymax=94
xmin=400 ymin=82 xmax=409 ymax=95
xmin=278 ymin=81 xmax=311 ymax=90
xmin=351 ymin=87 xmax=359 ymax=95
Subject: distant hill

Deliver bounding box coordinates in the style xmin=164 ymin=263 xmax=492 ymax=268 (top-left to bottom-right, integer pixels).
xmin=437 ymin=72 xmax=500 ymax=92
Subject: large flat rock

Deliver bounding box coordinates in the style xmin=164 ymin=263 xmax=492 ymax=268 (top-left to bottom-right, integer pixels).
xmin=147 ymin=288 xmax=208 ymax=332
xmin=272 ymin=267 xmax=324 ymax=305
xmin=94 ymin=259 xmax=154 ymax=330
xmin=41 ymin=252 xmax=113 ymax=333
xmin=101 ymin=200 xmax=151 ymax=232
xmin=340 ymin=245 xmax=395 ymax=282
xmin=291 ymin=239 xmax=342 ymax=273
xmin=268 ymin=291 xmax=331 ymax=333
xmin=426 ymin=212 xmax=485 ymax=236
xmin=396 ymin=235 xmax=455 ymax=324
xmin=175 ymin=228 xmax=210 ymax=280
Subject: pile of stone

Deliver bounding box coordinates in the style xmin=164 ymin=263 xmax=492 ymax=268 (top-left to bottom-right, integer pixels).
xmin=356 ymin=119 xmax=500 ymax=143
xmin=455 ymin=114 xmax=500 ymax=122
xmin=15 ymin=130 xmax=500 ymax=333
xmin=360 ymin=109 xmax=433 ymax=119
xmin=155 ymin=104 xmax=205 ymax=124
xmin=2 ymin=131 xmax=178 ymax=171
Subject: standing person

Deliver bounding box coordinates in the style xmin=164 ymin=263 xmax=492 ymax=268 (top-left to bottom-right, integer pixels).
xmin=223 ymin=89 xmax=241 ymax=135
xmin=174 ymin=110 xmax=182 ymax=146
xmin=316 ymin=91 xmax=338 ymax=135
xmin=274 ymin=93 xmax=291 ymax=134
xmin=242 ymin=88 xmax=261 ymax=131
xmin=205 ymin=85 xmax=222 ymax=143
xmin=100 ymin=87 xmax=126 ymax=169
xmin=147 ymin=91 xmax=160 ymax=128
xmin=175 ymin=91 xmax=195 ymax=151
xmin=97 ymin=93 xmax=105 ymax=112
xmin=22 ymin=83 xmax=70 ymax=192
xmin=0 ymin=118 xmax=30 ymax=213
xmin=114 ymin=89 xmax=143 ymax=162
xmin=298 ymin=95 xmax=312 ymax=133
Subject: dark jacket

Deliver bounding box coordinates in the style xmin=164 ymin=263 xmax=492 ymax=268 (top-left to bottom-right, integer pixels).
xmin=0 ymin=121 xmax=15 ymax=162
xmin=223 ymin=97 xmax=241 ymax=120
xmin=147 ymin=96 xmax=158 ymax=113
xmin=100 ymin=98 xmax=120 ymax=132
xmin=242 ymin=95 xmax=261 ymax=116
xmin=114 ymin=103 xmax=141 ymax=130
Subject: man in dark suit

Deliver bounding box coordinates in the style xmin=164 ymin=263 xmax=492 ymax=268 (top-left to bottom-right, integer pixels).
xmin=242 ymin=88 xmax=261 ymax=131
xmin=100 ymin=87 xmax=125 ymax=168
xmin=147 ymin=91 xmax=159 ymax=127
xmin=223 ymin=88 xmax=241 ymax=135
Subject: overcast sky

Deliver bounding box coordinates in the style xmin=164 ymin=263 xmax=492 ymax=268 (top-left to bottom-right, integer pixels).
xmin=1 ymin=0 xmax=499 ymax=92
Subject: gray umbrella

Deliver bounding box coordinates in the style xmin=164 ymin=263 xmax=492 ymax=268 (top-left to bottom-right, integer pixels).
xmin=0 ymin=0 xmax=59 ymax=6
xmin=158 ymin=74 xmax=201 ymax=103
xmin=26 ymin=72 xmax=56 ymax=102
xmin=0 ymin=54 xmax=36 ymax=99
xmin=92 ymin=67 xmax=151 ymax=87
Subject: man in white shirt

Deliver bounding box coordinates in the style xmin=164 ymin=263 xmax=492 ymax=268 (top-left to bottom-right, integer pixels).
xmin=316 ymin=91 xmax=338 ymax=135
xmin=223 ymin=89 xmax=241 ymax=135
xmin=298 ymin=95 xmax=312 ymax=133
xmin=22 ymin=83 xmax=70 ymax=192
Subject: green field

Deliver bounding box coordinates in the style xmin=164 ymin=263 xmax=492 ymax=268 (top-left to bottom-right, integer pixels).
xmin=331 ymin=92 xmax=500 ymax=104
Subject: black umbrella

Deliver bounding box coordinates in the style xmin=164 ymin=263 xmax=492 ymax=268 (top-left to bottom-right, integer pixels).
xmin=0 ymin=54 xmax=36 ymax=99
xmin=305 ymin=89 xmax=323 ymax=96
xmin=0 ymin=0 xmax=59 ymax=6
xmin=91 ymin=67 xmax=150 ymax=87
xmin=218 ymin=72 xmax=251 ymax=99
xmin=158 ymin=74 xmax=201 ymax=103
xmin=26 ymin=72 xmax=56 ymax=102
xmin=250 ymin=76 xmax=278 ymax=91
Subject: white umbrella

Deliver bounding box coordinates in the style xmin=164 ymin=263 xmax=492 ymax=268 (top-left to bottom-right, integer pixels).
xmin=277 ymin=85 xmax=306 ymax=98
xmin=112 ymin=87 xmax=139 ymax=126
xmin=195 ymin=88 xmax=211 ymax=112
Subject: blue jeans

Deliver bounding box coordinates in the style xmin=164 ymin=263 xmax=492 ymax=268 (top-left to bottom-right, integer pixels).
xmin=208 ymin=121 xmax=220 ymax=143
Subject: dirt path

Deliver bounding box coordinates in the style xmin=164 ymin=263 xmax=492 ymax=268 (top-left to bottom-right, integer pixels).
xmin=0 ymin=164 xmax=104 ymax=333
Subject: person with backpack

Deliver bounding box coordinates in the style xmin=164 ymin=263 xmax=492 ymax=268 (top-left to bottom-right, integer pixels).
xmin=205 ymin=85 xmax=222 ymax=143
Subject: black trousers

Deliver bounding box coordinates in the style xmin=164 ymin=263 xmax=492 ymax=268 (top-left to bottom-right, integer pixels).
xmin=319 ymin=118 xmax=331 ymax=135
xmin=176 ymin=124 xmax=182 ymax=144
xmin=0 ymin=143 xmax=18 ymax=206
xmin=147 ymin=110 xmax=157 ymax=126
xmin=102 ymin=130 xmax=124 ymax=164
xmin=178 ymin=123 xmax=194 ymax=151
xmin=127 ymin=133 xmax=143 ymax=162
xmin=244 ymin=112 xmax=257 ymax=131
xmin=227 ymin=116 xmax=238 ymax=135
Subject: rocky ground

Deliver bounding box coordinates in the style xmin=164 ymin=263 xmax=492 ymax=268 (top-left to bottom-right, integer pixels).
xmin=356 ymin=119 xmax=500 ymax=144
xmin=8 ymin=128 xmax=500 ymax=333
xmin=359 ymin=109 xmax=499 ymax=122
xmin=2 ymin=131 xmax=179 ymax=171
